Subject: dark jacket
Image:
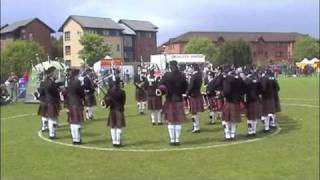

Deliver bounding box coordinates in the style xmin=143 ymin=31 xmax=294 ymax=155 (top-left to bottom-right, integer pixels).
xmin=67 ymin=78 xmax=85 ymax=106
xmin=43 ymin=77 xmax=60 ymax=104
xmin=244 ymin=77 xmax=262 ymax=103
xmin=186 ymin=71 xmax=202 ymax=97
xmin=146 ymin=75 xmax=161 ymax=97
xmin=83 ymin=76 xmax=95 ymax=94
xmin=38 ymin=81 xmax=46 ymax=102
xmin=134 ymin=74 xmax=148 ymax=90
xmin=104 ymin=86 xmax=126 ymax=112
xmin=160 ymin=70 xmax=188 ymax=102
xmin=223 ymin=75 xmax=244 ymax=103
xmin=261 ymin=76 xmax=280 ymax=100
xmin=213 ymin=74 xmax=224 ymax=91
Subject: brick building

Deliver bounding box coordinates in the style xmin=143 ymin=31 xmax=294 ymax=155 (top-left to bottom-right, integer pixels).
xmin=59 ymin=15 xmax=158 ymax=67
xmin=162 ymin=31 xmax=306 ymax=65
xmin=119 ymin=19 xmax=158 ymax=62
xmin=0 ymin=18 xmax=55 ymax=53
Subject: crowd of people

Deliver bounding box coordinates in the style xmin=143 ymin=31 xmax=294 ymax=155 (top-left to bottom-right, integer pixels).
xmin=35 ymin=61 xmax=281 ymax=147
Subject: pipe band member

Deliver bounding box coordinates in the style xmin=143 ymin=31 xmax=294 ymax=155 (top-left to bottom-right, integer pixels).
xmin=134 ymin=65 xmax=148 ymax=114
xmin=83 ymin=68 xmax=96 ymax=120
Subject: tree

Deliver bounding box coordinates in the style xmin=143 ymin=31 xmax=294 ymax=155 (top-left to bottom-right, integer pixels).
xmin=0 ymin=40 xmax=44 ymax=82
xmin=79 ymin=33 xmax=111 ymax=66
xmin=217 ymin=40 xmax=252 ymax=66
xmin=49 ymin=35 xmax=63 ymax=59
xmin=184 ymin=37 xmax=220 ymax=63
xmin=293 ymin=36 xmax=319 ymax=62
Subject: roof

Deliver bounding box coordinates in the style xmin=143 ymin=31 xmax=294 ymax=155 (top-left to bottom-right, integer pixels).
xmin=0 ymin=18 xmax=55 ymax=34
xmin=165 ymin=31 xmax=305 ymax=44
xmin=118 ymin=19 xmax=158 ymax=32
xmin=118 ymin=23 xmax=136 ymax=35
xmin=59 ymin=15 xmax=123 ymax=32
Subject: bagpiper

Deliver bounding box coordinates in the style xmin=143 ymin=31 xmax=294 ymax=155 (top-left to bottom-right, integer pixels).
xmin=43 ymin=67 xmax=61 ymax=139
xmin=36 ymin=72 xmax=48 ymax=132
xmin=134 ymin=65 xmax=148 ymax=114
xmin=83 ymin=68 xmax=96 ymax=120
xmin=159 ymin=60 xmax=188 ymax=145
xmin=222 ymin=70 xmax=245 ymax=140
xmin=104 ymin=77 xmax=126 ymax=147
xmin=146 ymin=68 xmax=163 ymax=125
xmin=67 ymin=69 xmax=85 ymax=144
xmin=186 ymin=63 xmax=204 ymax=133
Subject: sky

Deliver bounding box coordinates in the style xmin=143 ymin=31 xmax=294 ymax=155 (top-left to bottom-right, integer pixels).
xmin=1 ymin=0 xmax=319 ymax=45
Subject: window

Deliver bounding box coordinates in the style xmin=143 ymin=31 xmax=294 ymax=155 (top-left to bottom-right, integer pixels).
xmin=124 ymin=51 xmax=133 ymax=58
xmin=117 ymin=44 xmax=120 ymax=51
xmin=86 ymin=29 xmax=97 ymax=34
xmin=147 ymin=32 xmax=152 ymax=38
xmin=275 ymin=51 xmax=283 ymax=57
xmin=65 ymin=46 xmax=71 ymax=55
xmin=103 ymin=30 xmax=109 ymax=36
xmin=109 ymin=30 xmax=120 ymax=36
xmin=29 ymin=33 xmax=33 ymax=40
xmin=124 ymin=36 xmax=133 ymax=47
xmin=65 ymin=31 xmax=70 ymax=41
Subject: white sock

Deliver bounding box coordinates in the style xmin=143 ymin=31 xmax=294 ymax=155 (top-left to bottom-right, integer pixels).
xmin=142 ymin=102 xmax=146 ymax=112
xmin=195 ymin=114 xmax=200 ymax=130
xmin=110 ymin=128 xmax=116 ymax=144
xmin=270 ymin=114 xmax=276 ymax=126
xmin=230 ymin=123 xmax=236 ymax=138
xmin=116 ymin=128 xmax=122 ymax=145
xmin=263 ymin=116 xmax=270 ymax=130
xmin=151 ymin=111 xmax=156 ymax=123
xmin=247 ymin=120 xmax=253 ymax=134
xmin=48 ymin=118 xmax=57 ymax=138
xmin=167 ymin=125 xmax=175 ymax=143
xmin=175 ymin=125 xmax=182 ymax=143
xmin=88 ymin=107 xmax=93 ymax=118
xmin=224 ymin=122 xmax=231 ymax=139
xmin=41 ymin=117 xmax=48 ymax=130
xmin=209 ymin=111 xmax=215 ymax=123
xmin=70 ymin=124 xmax=81 ymax=142
xmin=252 ymin=120 xmax=257 ymax=134
xmin=85 ymin=107 xmax=90 ymax=119
xmin=156 ymin=110 xmax=162 ymax=123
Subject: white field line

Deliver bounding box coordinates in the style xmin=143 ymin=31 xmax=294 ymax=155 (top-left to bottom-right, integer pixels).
xmin=282 ymin=98 xmax=318 ymax=101
xmin=37 ymin=126 xmax=281 ymax=152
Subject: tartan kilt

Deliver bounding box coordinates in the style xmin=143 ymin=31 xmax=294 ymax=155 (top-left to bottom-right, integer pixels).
xmin=84 ymin=93 xmax=96 ymax=106
xmin=213 ymin=98 xmax=224 ymax=111
xmin=162 ymin=101 xmax=185 ymax=123
xmin=68 ymin=105 xmax=84 ymax=124
xmin=262 ymin=98 xmax=276 ymax=115
xmin=223 ymin=101 xmax=241 ymax=122
xmin=37 ymin=101 xmax=47 ymax=117
xmin=147 ymin=96 xmax=162 ymax=110
xmin=136 ymin=88 xmax=147 ymax=101
xmin=107 ymin=110 xmax=126 ymax=128
xmin=189 ymin=96 xmax=204 ymax=115
xmin=46 ymin=103 xmax=61 ymax=119
xmin=246 ymin=101 xmax=262 ymax=120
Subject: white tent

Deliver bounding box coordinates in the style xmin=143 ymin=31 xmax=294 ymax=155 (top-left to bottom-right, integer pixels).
xmin=33 ymin=60 xmax=67 ymax=72
xmin=300 ymin=58 xmax=313 ymax=65
xmin=310 ymin=57 xmax=320 ymax=63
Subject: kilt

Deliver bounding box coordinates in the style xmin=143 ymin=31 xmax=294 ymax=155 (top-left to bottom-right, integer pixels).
xmin=212 ymin=97 xmax=224 ymax=111
xmin=246 ymin=101 xmax=262 ymax=120
xmin=37 ymin=101 xmax=47 ymax=117
xmin=223 ymin=101 xmax=241 ymax=122
xmin=136 ymin=88 xmax=147 ymax=101
xmin=162 ymin=101 xmax=185 ymax=124
xmin=189 ymin=96 xmax=204 ymax=115
xmin=46 ymin=103 xmax=61 ymax=119
xmin=68 ymin=105 xmax=84 ymax=124
xmin=147 ymin=96 xmax=162 ymax=110
xmin=262 ymin=98 xmax=276 ymax=115
xmin=107 ymin=110 xmax=126 ymax=128
xmin=84 ymin=93 xmax=96 ymax=106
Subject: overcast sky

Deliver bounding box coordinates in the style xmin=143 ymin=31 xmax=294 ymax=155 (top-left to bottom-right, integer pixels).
xmin=1 ymin=0 xmax=319 ymax=45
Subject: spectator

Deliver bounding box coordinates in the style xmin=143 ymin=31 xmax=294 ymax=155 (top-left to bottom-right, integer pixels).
xmin=7 ymin=72 xmax=18 ymax=102
xmin=22 ymin=71 xmax=29 ymax=82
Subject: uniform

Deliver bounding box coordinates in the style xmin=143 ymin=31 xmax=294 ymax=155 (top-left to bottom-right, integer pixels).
xmin=104 ymin=79 xmax=126 ymax=147
xmin=186 ymin=68 xmax=204 ymax=133
xmin=83 ymin=73 xmax=96 ymax=120
xmin=37 ymin=80 xmax=48 ymax=132
xmin=134 ymin=71 xmax=148 ymax=114
xmin=160 ymin=61 xmax=188 ymax=145
xmin=146 ymin=72 xmax=162 ymax=125
xmin=261 ymin=74 xmax=280 ymax=131
xmin=244 ymin=75 xmax=262 ymax=136
xmin=222 ymin=74 xmax=245 ymax=140
xmin=67 ymin=74 xmax=85 ymax=144
xmin=43 ymin=74 xmax=61 ymax=139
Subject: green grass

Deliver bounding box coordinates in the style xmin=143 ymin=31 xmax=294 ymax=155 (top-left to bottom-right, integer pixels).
xmin=1 ymin=76 xmax=319 ymax=180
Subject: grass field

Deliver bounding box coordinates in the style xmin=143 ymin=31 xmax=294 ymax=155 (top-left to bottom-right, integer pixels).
xmin=1 ymin=76 xmax=319 ymax=180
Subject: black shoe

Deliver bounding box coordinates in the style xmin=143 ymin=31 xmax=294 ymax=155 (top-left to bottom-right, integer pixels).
xmin=270 ymin=125 xmax=277 ymax=129
xmin=73 ymin=141 xmax=82 ymax=145
xmin=192 ymin=129 xmax=200 ymax=133
xmin=170 ymin=142 xmax=175 ymax=146
xmin=230 ymin=137 xmax=235 ymax=141
xmin=89 ymin=116 xmax=93 ymax=120
xmin=174 ymin=142 xmax=180 ymax=146
xmin=158 ymin=122 xmax=163 ymax=125
xmin=152 ymin=123 xmax=156 ymax=126
xmin=49 ymin=136 xmax=56 ymax=140
xmin=139 ymin=112 xmax=145 ymax=115
xmin=263 ymin=129 xmax=270 ymax=133
xmin=252 ymin=133 xmax=256 ymax=136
